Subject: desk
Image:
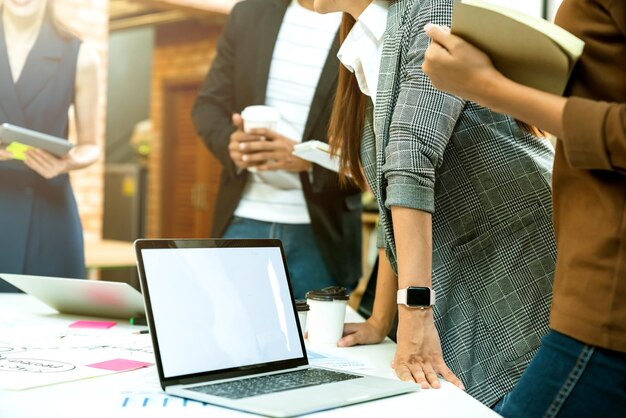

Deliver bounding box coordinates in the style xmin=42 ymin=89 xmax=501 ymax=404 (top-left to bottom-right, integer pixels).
xmin=84 ymin=239 xmax=136 ymax=280
xmin=0 ymin=294 xmax=501 ymax=418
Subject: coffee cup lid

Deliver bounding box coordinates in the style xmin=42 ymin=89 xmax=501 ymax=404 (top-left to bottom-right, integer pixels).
xmin=295 ymin=299 xmax=310 ymax=311
xmin=305 ymin=286 xmax=349 ymax=302
xmin=241 ymin=105 xmax=280 ymax=122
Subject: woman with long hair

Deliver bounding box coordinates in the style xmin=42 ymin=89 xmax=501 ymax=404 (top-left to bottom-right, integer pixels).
xmin=314 ymin=0 xmax=556 ymax=409
xmin=0 ymin=0 xmax=100 ymax=291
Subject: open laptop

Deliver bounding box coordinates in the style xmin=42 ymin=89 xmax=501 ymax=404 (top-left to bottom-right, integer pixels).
xmin=0 ymin=273 xmax=145 ymax=319
xmin=134 ymin=238 xmax=417 ymax=417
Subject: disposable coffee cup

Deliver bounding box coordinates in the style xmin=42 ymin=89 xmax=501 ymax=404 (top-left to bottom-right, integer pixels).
xmin=240 ymin=105 xmax=280 ymax=172
xmin=295 ymin=299 xmax=310 ymax=332
xmin=240 ymin=105 xmax=280 ymax=133
xmin=305 ymin=287 xmax=349 ymax=345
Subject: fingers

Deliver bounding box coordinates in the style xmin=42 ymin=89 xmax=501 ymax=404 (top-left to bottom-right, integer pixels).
xmin=232 ymin=113 xmax=243 ymax=130
xmin=424 ymin=23 xmax=466 ymax=57
xmin=424 ymin=23 xmax=452 ymax=45
xmin=394 ymin=361 xmax=437 ymax=389
xmin=434 ymin=361 xmax=465 ymax=391
xmin=230 ymin=130 xmax=265 ymax=144
xmin=337 ymin=323 xmax=364 ymax=347
xmin=395 ymin=363 xmax=417 ymax=383
xmin=337 ymin=321 xmax=387 ymax=347
xmin=394 ymin=359 xmax=465 ymax=390
xmin=423 ymin=42 xmax=451 ymax=78
xmin=0 ymin=150 xmax=12 ymax=160
xmin=24 ymin=149 xmax=64 ymax=179
xmin=422 ymin=363 xmax=441 ymax=389
xmin=247 ymin=127 xmax=279 ymax=139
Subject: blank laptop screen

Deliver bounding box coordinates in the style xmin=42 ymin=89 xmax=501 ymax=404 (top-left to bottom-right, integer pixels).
xmin=141 ymin=246 xmax=304 ymax=378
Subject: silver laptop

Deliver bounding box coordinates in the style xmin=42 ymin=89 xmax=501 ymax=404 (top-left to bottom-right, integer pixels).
xmin=0 ymin=273 xmax=145 ymax=319
xmin=134 ymin=238 xmax=417 ymax=417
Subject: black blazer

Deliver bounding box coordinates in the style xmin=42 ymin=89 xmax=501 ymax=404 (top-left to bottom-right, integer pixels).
xmin=192 ymin=0 xmax=362 ymax=287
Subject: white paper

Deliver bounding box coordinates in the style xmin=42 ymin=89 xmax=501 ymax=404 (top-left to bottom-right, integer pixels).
xmin=293 ymin=140 xmax=341 ymax=173
xmin=0 ymin=311 xmax=154 ymax=390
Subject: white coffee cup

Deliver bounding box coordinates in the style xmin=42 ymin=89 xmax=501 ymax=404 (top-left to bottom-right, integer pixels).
xmin=305 ymin=287 xmax=349 ymax=345
xmin=295 ymin=299 xmax=310 ymax=333
xmin=240 ymin=105 xmax=280 ymax=172
xmin=240 ymin=105 xmax=280 ymax=133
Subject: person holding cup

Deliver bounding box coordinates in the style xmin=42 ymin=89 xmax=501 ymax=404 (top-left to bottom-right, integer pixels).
xmin=192 ymin=0 xmax=363 ymax=299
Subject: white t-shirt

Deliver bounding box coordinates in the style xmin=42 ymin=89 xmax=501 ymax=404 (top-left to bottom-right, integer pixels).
xmin=234 ymin=0 xmax=341 ymax=224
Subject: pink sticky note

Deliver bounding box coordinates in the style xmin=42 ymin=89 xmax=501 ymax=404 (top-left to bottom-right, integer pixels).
xmin=69 ymin=320 xmax=117 ymax=329
xmin=87 ymin=358 xmax=153 ymax=372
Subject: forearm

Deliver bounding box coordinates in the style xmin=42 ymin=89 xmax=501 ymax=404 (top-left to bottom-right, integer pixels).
xmin=480 ymin=73 xmax=567 ymax=138
xmin=391 ymin=206 xmax=434 ymax=322
xmin=391 ymin=206 xmax=432 ymax=288
xmin=65 ymin=144 xmax=100 ymax=171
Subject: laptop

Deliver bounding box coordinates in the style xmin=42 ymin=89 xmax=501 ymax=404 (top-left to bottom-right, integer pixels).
xmin=0 ymin=273 xmax=145 ymax=319
xmin=134 ymin=238 xmax=417 ymax=417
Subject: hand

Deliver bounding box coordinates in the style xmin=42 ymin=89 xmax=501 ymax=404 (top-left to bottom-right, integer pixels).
xmin=0 ymin=143 xmax=11 ymax=160
xmin=422 ymin=23 xmax=503 ymax=103
xmin=239 ymin=128 xmax=312 ymax=173
xmin=337 ymin=317 xmax=389 ymax=347
xmin=228 ymin=113 xmax=268 ymax=170
xmin=23 ymin=148 xmax=71 ymax=179
xmin=392 ymin=308 xmax=464 ymax=391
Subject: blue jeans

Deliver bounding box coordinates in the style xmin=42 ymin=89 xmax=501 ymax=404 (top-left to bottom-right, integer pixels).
xmin=496 ymin=330 xmax=626 ymax=418
xmin=222 ymin=217 xmax=338 ymax=299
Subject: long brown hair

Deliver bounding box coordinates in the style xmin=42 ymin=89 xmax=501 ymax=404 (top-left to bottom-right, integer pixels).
xmin=328 ymin=13 xmax=368 ymax=190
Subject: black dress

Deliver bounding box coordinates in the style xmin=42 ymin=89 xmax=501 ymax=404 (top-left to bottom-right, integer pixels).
xmin=0 ymin=18 xmax=85 ymax=292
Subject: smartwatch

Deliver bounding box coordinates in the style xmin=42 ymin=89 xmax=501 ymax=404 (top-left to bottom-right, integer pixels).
xmin=397 ymin=286 xmax=436 ymax=309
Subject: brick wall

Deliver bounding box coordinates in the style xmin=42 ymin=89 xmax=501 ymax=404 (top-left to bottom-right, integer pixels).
xmin=56 ymin=0 xmax=109 ymax=242
xmin=146 ymin=18 xmax=226 ymax=237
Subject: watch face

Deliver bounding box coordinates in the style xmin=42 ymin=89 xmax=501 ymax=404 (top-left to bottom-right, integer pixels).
xmin=406 ymin=287 xmax=430 ymax=306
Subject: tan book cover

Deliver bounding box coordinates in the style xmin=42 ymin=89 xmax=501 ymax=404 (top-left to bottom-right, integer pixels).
xmin=451 ymin=0 xmax=585 ymax=95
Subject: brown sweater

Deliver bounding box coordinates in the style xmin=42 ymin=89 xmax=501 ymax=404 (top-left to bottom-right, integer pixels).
xmin=552 ymin=0 xmax=626 ymax=352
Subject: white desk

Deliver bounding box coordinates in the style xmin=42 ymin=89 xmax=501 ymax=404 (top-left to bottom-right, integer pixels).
xmin=0 ymin=294 xmax=501 ymax=418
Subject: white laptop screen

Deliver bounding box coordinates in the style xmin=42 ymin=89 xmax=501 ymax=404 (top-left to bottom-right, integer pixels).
xmin=140 ymin=246 xmax=304 ymax=379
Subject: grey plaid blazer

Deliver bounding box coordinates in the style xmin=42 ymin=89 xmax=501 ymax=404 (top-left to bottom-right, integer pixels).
xmin=362 ymin=0 xmax=557 ymax=406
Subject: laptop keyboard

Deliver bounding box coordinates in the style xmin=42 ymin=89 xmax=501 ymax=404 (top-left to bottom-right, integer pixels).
xmin=189 ymin=368 xmax=363 ymax=400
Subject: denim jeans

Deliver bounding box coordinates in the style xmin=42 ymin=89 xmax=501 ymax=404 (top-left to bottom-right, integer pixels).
xmin=222 ymin=217 xmax=337 ymax=299
xmin=497 ymin=330 xmax=626 ymax=418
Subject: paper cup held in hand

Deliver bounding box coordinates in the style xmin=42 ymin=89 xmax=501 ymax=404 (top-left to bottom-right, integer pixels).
xmin=241 ymin=105 xmax=280 ymax=133
xmin=305 ymin=287 xmax=349 ymax=345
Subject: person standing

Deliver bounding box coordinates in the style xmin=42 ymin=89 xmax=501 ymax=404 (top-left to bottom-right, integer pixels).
xmin=423 ymin=0 xmax=625 ymax=415
xmin=0 ymin=0 xmax=101 ymax=292
xmin=314 ymin=0 xmax=557 ymax=408
xmin=192 ymin=0 xmax=362 ymax=299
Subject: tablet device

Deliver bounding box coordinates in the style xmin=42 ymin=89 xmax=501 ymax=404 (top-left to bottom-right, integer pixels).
xmin=0 ymin=273 xmax=145 ymax=319
xmin=0 ymin=123 xmax=74 ymax=158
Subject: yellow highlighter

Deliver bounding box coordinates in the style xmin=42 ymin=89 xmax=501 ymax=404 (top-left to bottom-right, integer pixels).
xmin=6 ymin=142 xmax=33 ymax=161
